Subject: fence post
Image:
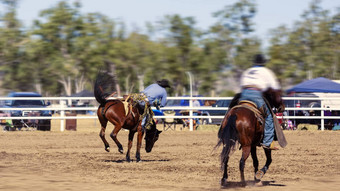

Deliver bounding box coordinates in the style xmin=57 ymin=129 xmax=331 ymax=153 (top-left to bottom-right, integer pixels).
xmin=189 ymin=98 xmax=193 ymax=131
xmin=186 ymin=71 xmax=194 ymax=131
xmin=60 ymin=99 xmax=66 ymax=132
xmin=321 ymin=100 xmax=324 ymax=131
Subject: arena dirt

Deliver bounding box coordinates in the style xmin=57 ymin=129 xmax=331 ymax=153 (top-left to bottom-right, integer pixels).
xmin=1 ymin=119 xmax=340 ymax=191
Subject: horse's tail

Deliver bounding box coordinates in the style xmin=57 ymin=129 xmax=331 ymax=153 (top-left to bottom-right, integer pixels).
xmin=94 ymin=70 xmax=117 ymax=105
xmin=216 ymin=114 xmax=239 ymax=169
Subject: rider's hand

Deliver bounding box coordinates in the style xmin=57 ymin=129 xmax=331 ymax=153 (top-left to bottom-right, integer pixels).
xmin=153 ymin=101 xmax=160 ymax=110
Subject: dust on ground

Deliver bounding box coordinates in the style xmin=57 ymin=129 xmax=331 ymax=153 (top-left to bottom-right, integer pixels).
xmin=1 ymin=120 xmax=340 ymax=191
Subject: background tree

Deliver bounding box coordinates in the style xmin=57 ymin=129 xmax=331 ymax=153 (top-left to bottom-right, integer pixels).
xmin=0 ymin=0 xmax=339 ymax=96
xmin=29 ymin=1 xmax=83 ymax=95
xmin=267 ymin=25 xmax=298 ymax=87
xmin=210 ymin=0 xmax=260 ymax=95
xmin=0 ymin=0 xmax=28 ymax=93
xmin=268 ymin=0 xmax=340 ymax=90
xmin=30 ymin=1 xmax=121 ymax=95
xmin=156 ymin=14 xmax=194 ymax=95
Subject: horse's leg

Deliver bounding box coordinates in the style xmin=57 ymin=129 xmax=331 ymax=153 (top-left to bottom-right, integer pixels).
xmin=251 ymin=146 xmax=260 ymax=182
xmin=126 ymin=130 xmax=135 ymax=162
xmin=255 ymin=148 xmax=272 ymax=180
xmin=220 ymin=156 xmax=229 ymax=187
xmin=135 ymin=127 xmax=144 ymax=162
xmin=99 ymin=118 xmax=110 ymax=152
xmin=109 ymin=125 xmax=124 ymax=154
xmin=240 ymin=146 xmax=251 ymax=186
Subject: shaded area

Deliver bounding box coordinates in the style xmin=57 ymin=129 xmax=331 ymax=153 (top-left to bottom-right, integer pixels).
xmin=221 ymin=180 xmax=286 ymax=189
xmin=103 ymin=159 xmax=170 ymax=163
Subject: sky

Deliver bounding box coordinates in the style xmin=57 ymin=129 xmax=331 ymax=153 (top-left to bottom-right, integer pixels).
xmin=13 ymin=0 xmax=340 ymax=49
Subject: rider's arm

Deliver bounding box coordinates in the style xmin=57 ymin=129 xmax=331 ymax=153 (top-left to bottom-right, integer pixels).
xmin=160 ymin=90 xmax=167 ymax=107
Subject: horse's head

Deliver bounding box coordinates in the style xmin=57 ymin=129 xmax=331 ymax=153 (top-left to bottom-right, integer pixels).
xmin=144 ymin=125 xmax=162 ymax=153
xmin=263 ymin=88 xmax=285 ymax=112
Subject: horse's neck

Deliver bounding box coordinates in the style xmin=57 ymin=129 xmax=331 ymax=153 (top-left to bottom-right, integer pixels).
xmin=263 ymin=88 xmax=283 ymax=108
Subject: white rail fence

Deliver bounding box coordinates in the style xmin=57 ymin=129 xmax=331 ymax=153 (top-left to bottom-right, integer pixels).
xmin=1 ymin=96 xmax=340 ymax=131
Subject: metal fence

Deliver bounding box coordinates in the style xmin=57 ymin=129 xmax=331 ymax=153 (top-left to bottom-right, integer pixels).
xmin=1 ymin=96 xmax=340 ymax=131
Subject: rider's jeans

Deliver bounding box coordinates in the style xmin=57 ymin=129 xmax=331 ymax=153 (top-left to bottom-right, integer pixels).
xmin=141 ymin=115 xmax=147 ymax=128
xmin=239 ymin=89 xmax=274 ymax=147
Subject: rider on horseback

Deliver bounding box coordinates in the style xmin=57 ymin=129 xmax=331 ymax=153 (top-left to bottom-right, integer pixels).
xmin=139 ymin=79 xmax=171 ymax=129
xmin=239 ymin=54 xmax=281 ymax=150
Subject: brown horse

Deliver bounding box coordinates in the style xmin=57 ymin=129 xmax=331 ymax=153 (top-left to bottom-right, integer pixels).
xmin=94 ymin=73 xmax=161 ymax=162
xmin=217 ymin=88 xmax=285 ymax=187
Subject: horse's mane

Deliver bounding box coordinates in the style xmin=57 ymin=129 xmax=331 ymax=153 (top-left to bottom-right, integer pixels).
xmin=263 ymin=88 xmax=283 ymax=109
xmin=94 ymin=70 xmax=117 ymax=105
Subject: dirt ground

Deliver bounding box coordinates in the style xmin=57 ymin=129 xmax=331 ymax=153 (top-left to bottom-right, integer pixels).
xmin=1 ymin=118 xmax=340 ymax=191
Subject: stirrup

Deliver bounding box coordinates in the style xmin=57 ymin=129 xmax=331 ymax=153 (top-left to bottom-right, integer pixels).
xmin=261 ymin=142 xmax=279 ymax=150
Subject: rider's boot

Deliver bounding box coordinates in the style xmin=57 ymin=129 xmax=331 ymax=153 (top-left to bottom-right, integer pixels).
xmin=261 ymin=142 xmax=279 ymax=150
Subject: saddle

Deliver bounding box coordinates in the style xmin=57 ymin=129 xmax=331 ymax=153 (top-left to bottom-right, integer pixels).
xmin=233 ymin=100 xmax=266 ymax=127
xmin=122 ymin=95 xmax=134 ymax=116
xmin=121 ymin=94 xmax=154 ymax=129
xmin=229 ymin=95 xmax=287 ymax=148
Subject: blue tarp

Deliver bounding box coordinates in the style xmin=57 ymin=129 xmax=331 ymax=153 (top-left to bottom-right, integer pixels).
xmin=286 ymin=77 xmax=340 ymax=93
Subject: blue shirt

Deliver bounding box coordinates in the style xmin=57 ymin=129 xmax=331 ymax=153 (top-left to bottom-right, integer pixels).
xmin=142 ymin=83 xmax=167 ymax=107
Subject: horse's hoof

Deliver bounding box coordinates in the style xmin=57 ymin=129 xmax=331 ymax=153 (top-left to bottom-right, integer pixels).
xmin=240 ymin=181 xmax=247 ymax=187
xmin=105 ymin=147 xmax=110 ymax=152
xmin=126 ymin=157 xmax=131 ymax=163
xmin=255 ymin=170 xmax=265 ymax=180
xmin=118 ymin=148 xmax=123 ymax=154
xmin=118 ymin=145 xmax=124 ymax=154
xmin=254 ymin=176 xmax=261 ymax=182
xmin=136 ymin=156 xmax=141 ymax=162
xmin=254 ymin=180 xmax=263 ymax=187
xmin=136 ymin=153 xmax=141 ymax=162
xmin=220 ymin=178 xmax=228 ymax=187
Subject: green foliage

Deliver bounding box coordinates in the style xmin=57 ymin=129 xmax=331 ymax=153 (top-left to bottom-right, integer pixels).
xmin=0 ymin=0 xmax=27 ymax=92
xmin=0 ymin=0 xmax=339 ymax=96
xmin=267 ymin=0 xmax=340 ymax=87
xmin=213 ymin=0 xmax=256 ymax=34
xmin=219 ymin=90 xmax=236 ymax=97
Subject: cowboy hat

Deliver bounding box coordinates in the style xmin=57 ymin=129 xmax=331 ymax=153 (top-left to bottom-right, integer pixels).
xmin=253 ymin=54 xmax=267 ymax=65
xmin=157 ymin=79 xmax=171 ymax=88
